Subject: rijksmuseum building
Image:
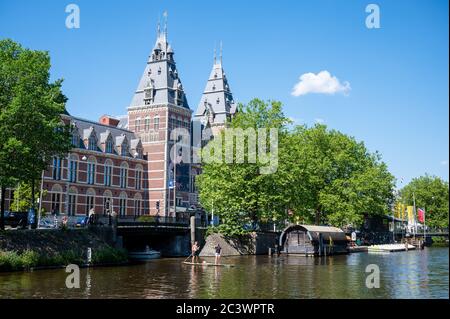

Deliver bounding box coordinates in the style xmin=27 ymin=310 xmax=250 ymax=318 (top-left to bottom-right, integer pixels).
xmin=4 ymin=23 xmax=236 ymax=219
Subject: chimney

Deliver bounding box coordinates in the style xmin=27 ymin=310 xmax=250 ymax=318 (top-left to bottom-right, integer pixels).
xmin=99 ymin=115 xmax=120 ymax=127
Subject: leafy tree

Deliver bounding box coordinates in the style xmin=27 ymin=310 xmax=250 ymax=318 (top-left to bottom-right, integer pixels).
xmin=10 ymin=182 xmax=46 ymax=213
xmin=287 ymin=125 xmax=395 ymax=227
xmin=197 ymin=99 xmax=291 ymax=235
xmin=0 ymin=39 xmax=71 ymax=229
xmin=399 ymin=175 xmax=449 ymax=228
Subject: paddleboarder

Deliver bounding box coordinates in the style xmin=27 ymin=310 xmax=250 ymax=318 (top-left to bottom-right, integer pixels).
xmin=214 ymin=243 xmax=222 ymax=265
xmin=191 ymin=241 xmax=200 ymax=263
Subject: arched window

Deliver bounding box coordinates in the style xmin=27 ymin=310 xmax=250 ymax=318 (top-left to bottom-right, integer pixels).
xmin=119 ymin=192 xmax=127 ymax=217
xmin=104 ymin=159 xmax=113 ymax=186
xmin=121 ymin=141 xmax=128 ymax=157
xmin=135 ymin=164 xmax=143 ymax=190
xmin=134 ymin=193 xmax=142 ymax=217
xmin=51 ymin=184 xmax=63 ymax=214
xmin=144 ymin=117 xmax=151 ymax=131
xmin=105 ymin=138 xmax=114 ymax=154
xmin=120 ymin=162 xmax=128 ymax=188
xmin=135 ymin=118 xmax=141 ymax=132
xmin=85 ymin=188 xmax=96 ymax=215
xmin=87 ymin=157 xmax=96 ymax=185
xmin=88 ymin=135 xmax=97 ymax=151
xmin=68 ymin=154 xmax=78 ymax=182
xmin=52 ymin=157 xmax=62 ymax=180
xmin=67 ymin=186 xmax=78 ymax=216
xmin=103 ymin=190 xmax=113 ymax=216
xmin=71 ymin=132 xmax=79 ymax=147
xmin=153 ymin=116 xmax=160 ymax=130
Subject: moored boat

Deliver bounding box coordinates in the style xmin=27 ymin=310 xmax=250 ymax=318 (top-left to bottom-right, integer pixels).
xmin=128 ymin=246 xmax=161 ymax=260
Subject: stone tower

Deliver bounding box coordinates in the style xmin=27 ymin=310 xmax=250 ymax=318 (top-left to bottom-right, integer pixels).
xmin=127 ymin=21 xmax=192 ymax=217
xmin=194 ymin=44 xmax=236 ymax=135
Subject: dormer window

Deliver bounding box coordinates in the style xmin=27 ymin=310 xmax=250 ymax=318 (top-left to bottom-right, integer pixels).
xmin=212 ymin=84 xmax=216 ymax=91
xmin=121 ymin=142 xmax=128 ymax=156
xmin=216 ymin=98 xmax=220 ymax=104
xmin=106 ymin=139 xmax=113 ymax=154
xmin=214 ymin=73 xmax=218 ymax=79
xmin=88 ymin=136 xmax=97 ymax=151
xmin=71 ymin=133 xmax=79 ymax=147
xmin=148 ymin=69 xmax=152 ymax=75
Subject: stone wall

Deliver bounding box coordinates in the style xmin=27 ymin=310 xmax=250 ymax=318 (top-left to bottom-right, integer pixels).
xmin=199 ymin=232 xmax=279 ymax=257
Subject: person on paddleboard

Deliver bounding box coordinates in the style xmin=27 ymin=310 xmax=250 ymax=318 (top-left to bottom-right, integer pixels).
xmin=191 ymin=241 xmax=200 ymax=263
xmin=214 ymin=244 xmax=222 ymax=265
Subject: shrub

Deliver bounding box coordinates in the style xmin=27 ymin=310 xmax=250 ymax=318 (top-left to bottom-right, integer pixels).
xmin=92 ymin=247 xmax=128 ymax=264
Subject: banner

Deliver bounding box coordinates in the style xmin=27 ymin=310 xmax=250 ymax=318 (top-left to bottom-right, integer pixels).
xmin=407 ymin=206 xmax=414 ymax=224
xmin=418 ymin=208 xmax=425 ymax=223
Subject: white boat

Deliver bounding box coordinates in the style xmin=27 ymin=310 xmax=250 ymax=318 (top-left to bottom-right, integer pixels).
xmin=128 ymin=247 xmax=161 ymax=260
xmin=368 ymin=244 xmax=415 ymax=253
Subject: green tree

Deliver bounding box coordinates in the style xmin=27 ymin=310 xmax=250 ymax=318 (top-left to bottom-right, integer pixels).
xmin=197 ymin=99 xmax=292 ymax=235
xmin=399 ymin=175 xmax=449 ymax=228
xmin=287 ymin=124 xmax=395 ymax=227
xmin=10 ymin=182 xmax=46 ymax=213
xmin=0 ymin=39 xmax=71 ymax=229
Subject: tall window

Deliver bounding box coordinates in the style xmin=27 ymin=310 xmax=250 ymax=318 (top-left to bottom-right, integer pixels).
xmin=87 ymin=159 xmax=95 ymax=185
xmin=145 ymin=117 xmax=150 ymax=131
xmin=120 ymin=163 xmax=128 ymax=188
xmin=88 ymin=136 xmax=97 ymax=151
xmin=68 ymin=157 xmax=78 ymax=182
xmin=52 ymin=157 xmax=62 ymax=180
xmin=71 ymin=133 xmax=79 ymax=147
xmin=154 ymin=117 xmax=159 ymax=130
xmin=51 ymin=185 xmax=62 ymax=214
xmin=104 ymin=160 xmax=112 ymax=186
xmin=119 ymin=193 xmax=127 ymax=217
xmin=67 ymin=188 xmax=77 ymax=216
xmin=135 ymin=169 xmax=142 ymax=190
xmin=121 ymin=143 xmax=128 ymax=156
xmin=105 ymin=139 xmax=114 ymax=154
xmin=135 ymin=118 xmax=141 ymax=132
xmin=85 ymin=189 xmax=95 ymax=215
xmin=134 ymin=199 xmax=141 ymax=217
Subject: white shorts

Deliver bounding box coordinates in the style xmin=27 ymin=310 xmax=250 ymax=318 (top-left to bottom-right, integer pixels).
xmin=215 ymin=253 xmax=220 ymax=257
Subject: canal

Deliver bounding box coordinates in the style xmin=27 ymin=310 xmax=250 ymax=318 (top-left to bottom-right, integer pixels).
xmin=0 ymin=247 xmax=448 ymax=299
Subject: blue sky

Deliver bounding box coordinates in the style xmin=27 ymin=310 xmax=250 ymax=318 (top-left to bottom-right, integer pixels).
xmin=0 ymin=0 xmax=448 ymax=187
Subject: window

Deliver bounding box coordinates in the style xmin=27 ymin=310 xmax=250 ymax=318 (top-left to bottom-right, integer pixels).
xmin=85 ymin=189 xmax=95 ymax=215
xmin=104 ymin=160 xmax=112 ymax=186
xmin=71 ymin=133 xmax=79 ymax=147
xmin=103 ymin=191 xmax=112 ymax=216
xmin=105 ymin=139 xmax=114 ymax=154
xmin=135 ymin=168 xmax=142 ymax=190
xmin=145 ymin=117 xmax=150 ymax=131
xmin=119 ymin=193 xmax=127 ymax=217
xmin=120 ymin=163 xmax=128 ymax=188
xmin=88 ymin=136 xmax=97 ymax=151
xmin=134 ymin=199 xmax=141 ymax=217
xmin=135 ymin=118 xmax=141 ymax=132
xmin=51 ymin=185 xmax=62 ymax=214
xmin=154 ymin=117 xmax=160 ymax=130
xmin=121 ymin=143 xmax=128 ymax=157
xmin=87 ymin=159 xmax=95 ymax=185
xmin=67 ymin=188 xmax=77 ymax=216
xmin=52 ymin=157 xmax=62 ymax=180
xmin=68 ymin=157 xmax=78 ymax=182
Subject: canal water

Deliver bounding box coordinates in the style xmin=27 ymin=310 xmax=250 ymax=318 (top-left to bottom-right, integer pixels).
xmin=0 ymin=247 xmax=448 ymax=299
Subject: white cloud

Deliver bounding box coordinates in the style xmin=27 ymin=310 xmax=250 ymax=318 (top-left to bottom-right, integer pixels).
xmin=291 ymin=70 xmax=351 ymax=97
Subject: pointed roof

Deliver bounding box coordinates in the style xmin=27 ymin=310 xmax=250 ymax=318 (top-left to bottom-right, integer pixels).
xmin=194 ymin=52 xmax=236 ymax=126
xmin=129 ymin=22 xmax=189 ymax=109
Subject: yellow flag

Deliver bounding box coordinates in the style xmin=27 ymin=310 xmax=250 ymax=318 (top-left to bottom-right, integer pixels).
xmin=407 ymin=206 xmax=414 ymax=223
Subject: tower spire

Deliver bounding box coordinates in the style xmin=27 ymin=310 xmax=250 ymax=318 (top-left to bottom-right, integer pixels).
xmin=214 ymin=44 xmax=217 ymax=64
xmin=220 ymin=41 xmax=223 ymax=65
xmin=157 ymin=16 xmax=161 ymax=37
xmin=163 ymin=11 xmax=168 ymax=38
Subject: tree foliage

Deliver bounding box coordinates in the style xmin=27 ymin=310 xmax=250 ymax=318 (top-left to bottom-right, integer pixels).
xmin=0 ymin=39 xmax=71 ymax=228
xmin=398 ymin=175 xmax=449 ymax=228
xmin=197 ymin=99 xmax=395 ymax=235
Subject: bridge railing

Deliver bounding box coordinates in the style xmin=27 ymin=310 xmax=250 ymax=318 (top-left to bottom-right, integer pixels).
xmin=117 ymin=215 xmax=191 ymax=227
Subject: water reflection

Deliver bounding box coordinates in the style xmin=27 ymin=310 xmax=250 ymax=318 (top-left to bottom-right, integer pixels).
xmin=0 ymin=248 xmax=447 ymax=299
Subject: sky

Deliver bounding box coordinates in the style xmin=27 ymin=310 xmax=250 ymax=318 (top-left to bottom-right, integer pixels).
xmin=0 ymin=0 xmax=448 ymax=187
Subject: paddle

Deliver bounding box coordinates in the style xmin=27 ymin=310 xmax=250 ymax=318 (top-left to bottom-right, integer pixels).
xmin=183 ymin=253 xmax=193 ymax=263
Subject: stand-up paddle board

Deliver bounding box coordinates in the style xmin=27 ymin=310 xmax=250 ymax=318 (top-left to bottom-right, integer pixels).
xmin=182 ymin=261 xmax=235 ymax=267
